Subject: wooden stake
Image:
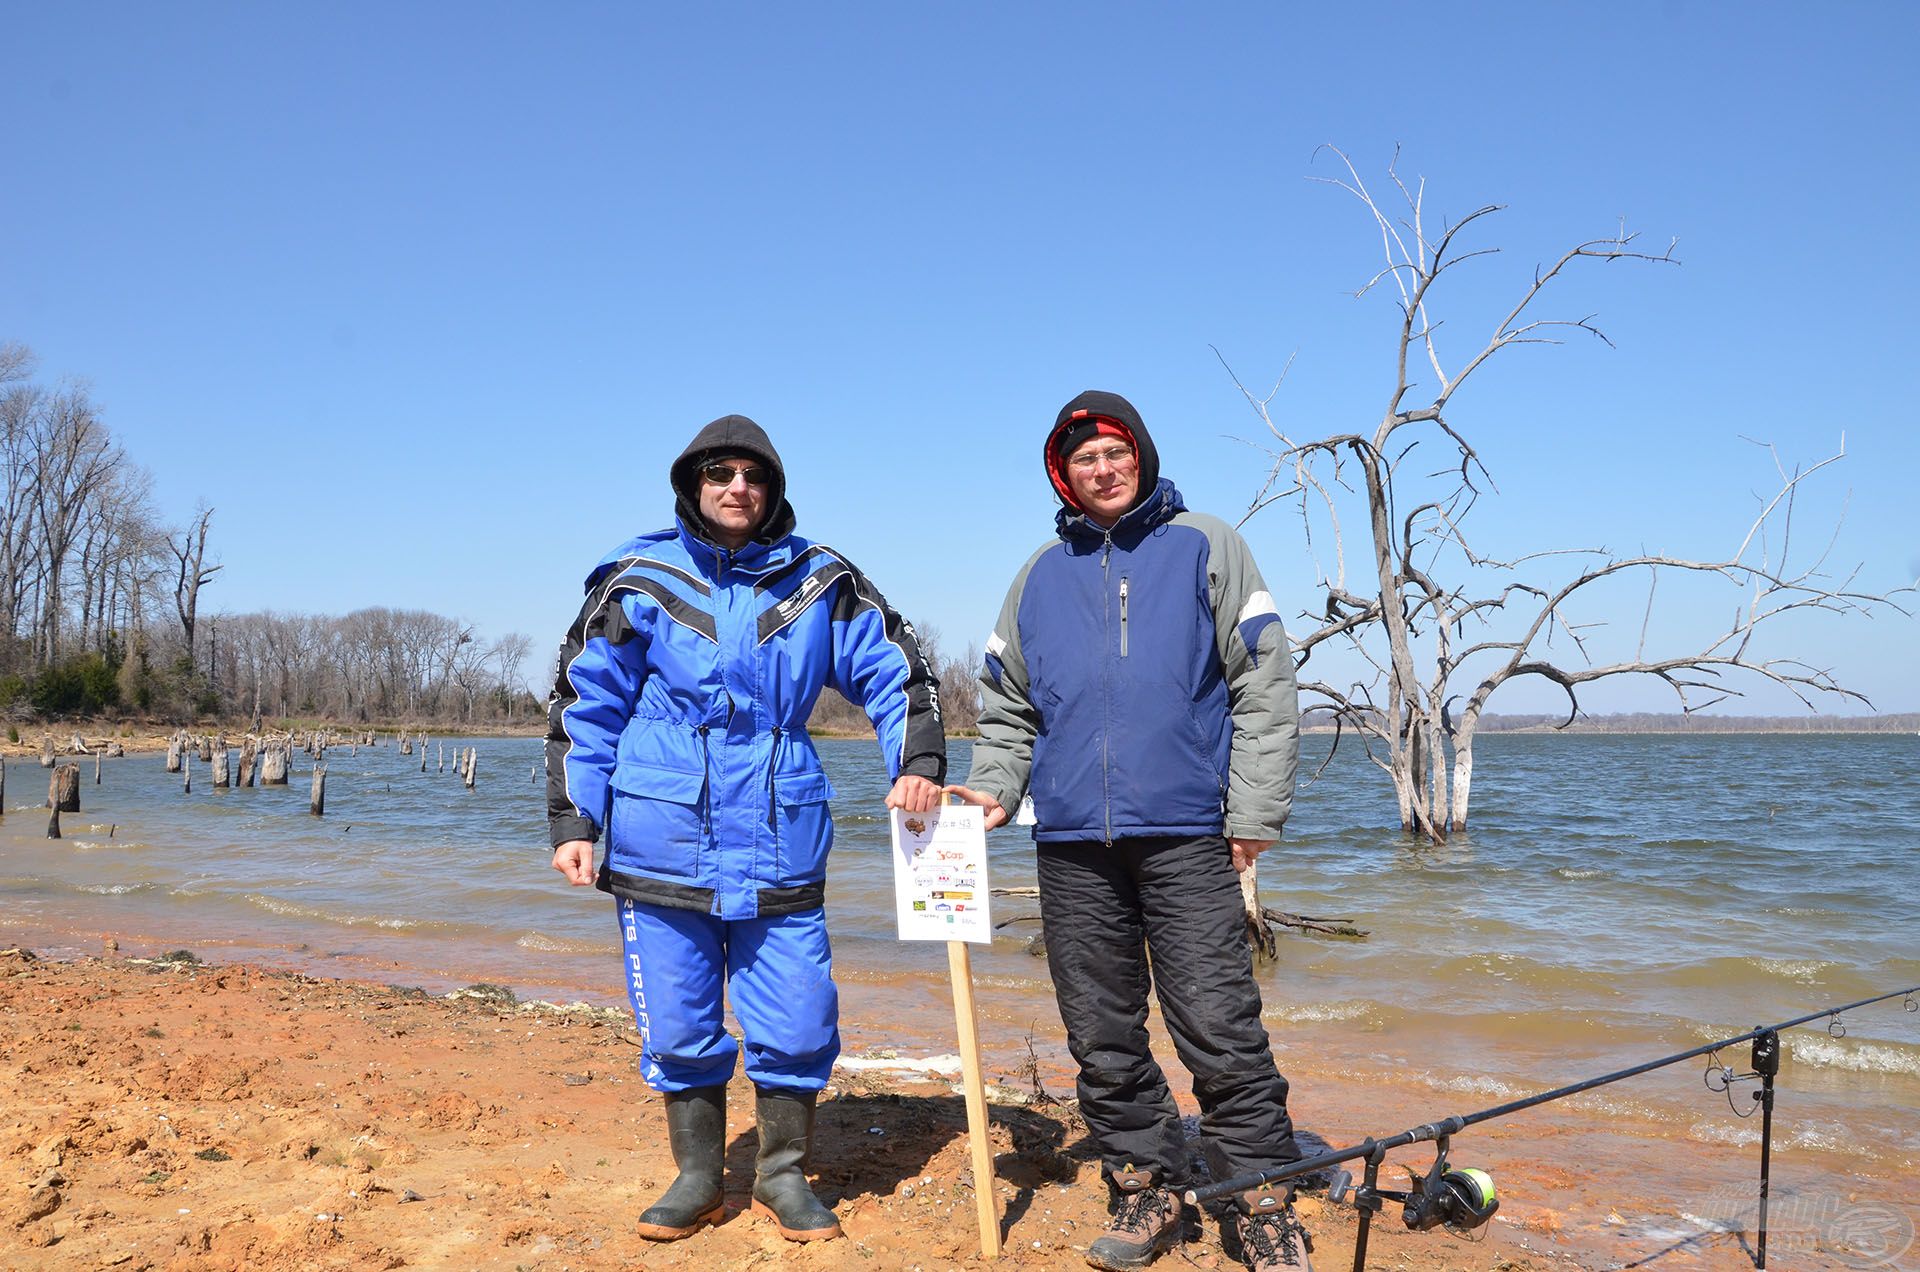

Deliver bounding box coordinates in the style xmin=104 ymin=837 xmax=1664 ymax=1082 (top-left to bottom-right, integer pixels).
xmin=46 ymin=807 xmax=59 ymax=839
xmin=310 ymin=765 xmax=325 ymax=816
xmin=947 ymin=940 xmax=1001 ymax=1260
xmin=183 ymin=753 xmax=191 ymax=794
xmin=213 ymin=749 xmax=230 ymax=788
xmin=94 ymin=751 xmax=102 ymax=784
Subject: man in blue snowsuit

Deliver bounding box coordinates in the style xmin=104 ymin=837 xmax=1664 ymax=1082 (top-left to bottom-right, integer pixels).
xmin=948 ymin=391 xmax=1312 ymax=1271
xmin=546 ymin=414 xmax=945 ymax=1244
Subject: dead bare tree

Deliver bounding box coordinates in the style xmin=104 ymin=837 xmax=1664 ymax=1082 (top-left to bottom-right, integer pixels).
xmin=29 ymin=384 xmax=124 ymax=667
xmin=488 ymin=632 xmax=533 ymax=722
xmin=170 ymin=502 xmax=220 ymax=676
xmin=1225 ymin=149 xmax=1913 ymax=843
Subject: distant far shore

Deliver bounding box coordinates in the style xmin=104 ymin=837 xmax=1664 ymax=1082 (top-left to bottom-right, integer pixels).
xmin=1303 ymin=710 xmax=1920 ymax=735
xmin=3 ymin=711 xmax=1909 ymax=765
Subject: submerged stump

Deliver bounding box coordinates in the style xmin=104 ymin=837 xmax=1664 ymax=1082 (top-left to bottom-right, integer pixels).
xmin=49 ymin=764 xmax=80 ymax=813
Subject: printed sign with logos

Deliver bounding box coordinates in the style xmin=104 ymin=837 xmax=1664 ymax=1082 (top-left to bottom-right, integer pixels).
xmin=890 ymin=805 xmax=992 ymax=944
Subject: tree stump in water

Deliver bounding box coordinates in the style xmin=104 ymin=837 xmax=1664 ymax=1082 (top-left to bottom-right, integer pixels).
xmin=464 ymin=748 xmax=476 ymax=790
xmin=400 ymin=735 xmax=413 ymax=756
xmin=94 ymin=751 xmax=102 ymax=785
xmin=261 ymin=745 xmax=289 ymax=785
xmin=212 ymin=749 xmax=230 ymax=788
xmin=238 ymin=738 xmax=257 ymax=788
xmin=310 ymin=766 xmax=326 ymax=817
xmin=183 ymin=753 xmax=192 ymax=794
xmin=165 ymin=738 xmax=182 ymax=773
xmin=39 ymin=737 xmax=55 ymax=768
xmin=49 ymin=764 xmax=80 ymax=813
xmin=197 ymin=737 xmax=212 ymax=762
xmin=46 ymin=807 xmax=60 ymax=839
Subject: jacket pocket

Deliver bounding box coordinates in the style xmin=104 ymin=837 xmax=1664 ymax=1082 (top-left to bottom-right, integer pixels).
xmin=772 ymin=770 xmax=836 ymax=885
xmin=608 ymin=764 xmax=705 ymax=881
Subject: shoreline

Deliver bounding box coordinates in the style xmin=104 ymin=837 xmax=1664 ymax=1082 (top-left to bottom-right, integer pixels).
xmin=6 ymin=933 xmax=1914 ymax=1270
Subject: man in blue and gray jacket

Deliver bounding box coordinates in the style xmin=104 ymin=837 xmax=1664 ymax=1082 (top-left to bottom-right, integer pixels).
xmin=948 ymin=390 xmax=1311 ymax=1272
xmin=547 ymin=413 xmax=944 ymax=1245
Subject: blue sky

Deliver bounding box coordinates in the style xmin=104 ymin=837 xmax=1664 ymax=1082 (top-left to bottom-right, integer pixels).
xmin=7 ymin=3 xmax=1916 ymax=713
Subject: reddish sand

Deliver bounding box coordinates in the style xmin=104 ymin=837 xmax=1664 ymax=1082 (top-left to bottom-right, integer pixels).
xmin=6 ymin=942 xmax=1913 ymax=1271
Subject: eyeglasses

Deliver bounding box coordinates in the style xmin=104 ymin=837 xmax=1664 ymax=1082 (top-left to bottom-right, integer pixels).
xmin=700 ymin=462 xmax=770 ymax=487
xmin=1067 ymin=445 xmax=1136 ymax=472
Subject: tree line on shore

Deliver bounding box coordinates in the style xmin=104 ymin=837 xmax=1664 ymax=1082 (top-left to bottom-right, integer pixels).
xmin=1 ymin=341 xmax=985 ymax=731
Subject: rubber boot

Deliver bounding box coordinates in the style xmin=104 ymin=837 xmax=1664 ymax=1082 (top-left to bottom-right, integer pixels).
xmin=635 ymin=1086 xmax=726 ymax=1240
xmin=748 ymin=1087 xmax=841 ymax=1241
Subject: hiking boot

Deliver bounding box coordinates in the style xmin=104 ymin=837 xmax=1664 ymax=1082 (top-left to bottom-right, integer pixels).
xmin=636 ymin=1085 xmax=726 ymax=1240
xmin=1085 ymin=1167 xmax=1184 ymax=1270
xmin=1230 ymin=1188 xmax=1314 ymax=1271
xmin=748 ymin=1087 xmax=841 ymax=1241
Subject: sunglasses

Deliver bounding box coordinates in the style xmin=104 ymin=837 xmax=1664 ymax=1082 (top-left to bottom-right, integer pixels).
xmin=700 ymin=462 xmax=771 ymax=487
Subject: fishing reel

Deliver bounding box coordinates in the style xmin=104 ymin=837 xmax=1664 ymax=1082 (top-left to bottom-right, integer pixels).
xmin=1400 ymin=1160 xmax=1499 ymax=1232
xmin=1329 ymin=1140 xmax=1499 ymax=1234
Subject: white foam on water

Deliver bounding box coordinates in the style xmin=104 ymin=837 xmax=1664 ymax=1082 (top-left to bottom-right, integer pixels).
xmin=1757 ymin=958 xmax=1838 ymax=982
xmin=1554 ymin=867 xmax=1602 ymax=880
xmin=1271 ymin=999 xmax=1374 ymax=1024
xmin=513 ymin=931 xmax=599 ymax=954
xmin=1415 ymin=1071 xmax=1531 ymax=1100
xmin=243 ymin=892 xmax=419 ymax=930
xmin=1687 ymin=1120 xmax=1762 ymax=1147
xmin=837 ymin=1053 xmax=963 ymax=1076
xmin=79 ymin=882 xmax=153 ymax=895
xmin=1789 ymin=1034 xmax=1920 ymax=1077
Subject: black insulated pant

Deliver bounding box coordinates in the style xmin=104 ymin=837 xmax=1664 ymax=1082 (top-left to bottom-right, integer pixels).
xmin=1036 ymin=834 xmax=1299 ymax=1187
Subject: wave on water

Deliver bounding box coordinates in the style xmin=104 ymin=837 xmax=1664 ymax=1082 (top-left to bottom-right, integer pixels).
xmin=1552 ymin=866 xmax=1603 ymax=880
xmin=1756 ymin=958 xmax=1843 ymax=983
xmin=1788 ymin=1035 xmax=1920 ymax=1078
xmin=1268 ymin=999 xmax=1377 ymax=1025
xmin=514 ymin=931 xmax=606 ymax=955
xmin=242 ymin=892 xmax=423 ymax=930
xmin=1409 ymin=1071 xmax=1533 ymax=1101
xmin=78 ymin=882 xmax=157 ymax=896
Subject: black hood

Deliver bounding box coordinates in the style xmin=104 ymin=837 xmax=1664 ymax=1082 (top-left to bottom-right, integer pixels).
xmin=1044 ymin=389 xmax=1162 ymax=514
xmin=669 ymin=414 xmax=796 ymax=546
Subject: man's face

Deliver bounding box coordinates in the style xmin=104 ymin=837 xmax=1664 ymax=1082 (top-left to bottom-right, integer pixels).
xmin=696 ymin=453 xmax=770 ymax=548
xmin=1065 ymin=433 xmax=1140 ymax=526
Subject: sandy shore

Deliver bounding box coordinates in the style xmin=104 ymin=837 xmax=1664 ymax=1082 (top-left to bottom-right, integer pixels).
xmin=5 ymin=940 xmax=1910 ymax=1271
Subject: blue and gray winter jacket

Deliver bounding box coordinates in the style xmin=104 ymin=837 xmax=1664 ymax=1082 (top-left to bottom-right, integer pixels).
xmin=966 ymin=393 xmax=1299 ymax=844
xmin=545 ymin=415 xmax=946 ymax=918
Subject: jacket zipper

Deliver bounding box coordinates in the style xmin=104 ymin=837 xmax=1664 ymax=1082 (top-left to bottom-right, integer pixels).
xmin=1101 ymin=529 xmax=1113 ymax=842
xmin=696 ymin=725 xmax=712 ymax=834
xmin=766 ymin=725 xmax=782 ymax=830
xmin=1119 ymin=577 xmax=1130 ymax=658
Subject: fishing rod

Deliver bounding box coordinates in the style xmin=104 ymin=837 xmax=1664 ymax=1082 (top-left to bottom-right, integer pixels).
xmin=1187 ymin=983 xmax=1920 ymax=1270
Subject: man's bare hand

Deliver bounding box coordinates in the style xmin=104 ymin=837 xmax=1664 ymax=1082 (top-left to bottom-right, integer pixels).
xmin=552 ymin=839 xmax=596 ymax=886
xmin=1229 ymin=837 xmax=1275 ymax=874
xmin=886 ymin=775 xmax=942 ymax=813
xmin=942 ymin=784 xmax=1008 ymax=830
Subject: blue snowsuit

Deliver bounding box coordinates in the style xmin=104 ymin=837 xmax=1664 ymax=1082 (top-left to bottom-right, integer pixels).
xmin=546 ymin=415 xmax=945 ymax=1092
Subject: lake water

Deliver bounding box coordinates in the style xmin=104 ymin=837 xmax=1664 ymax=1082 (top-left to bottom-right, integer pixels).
xmin=5 ymin=731 xmax=1919 ymax=1181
